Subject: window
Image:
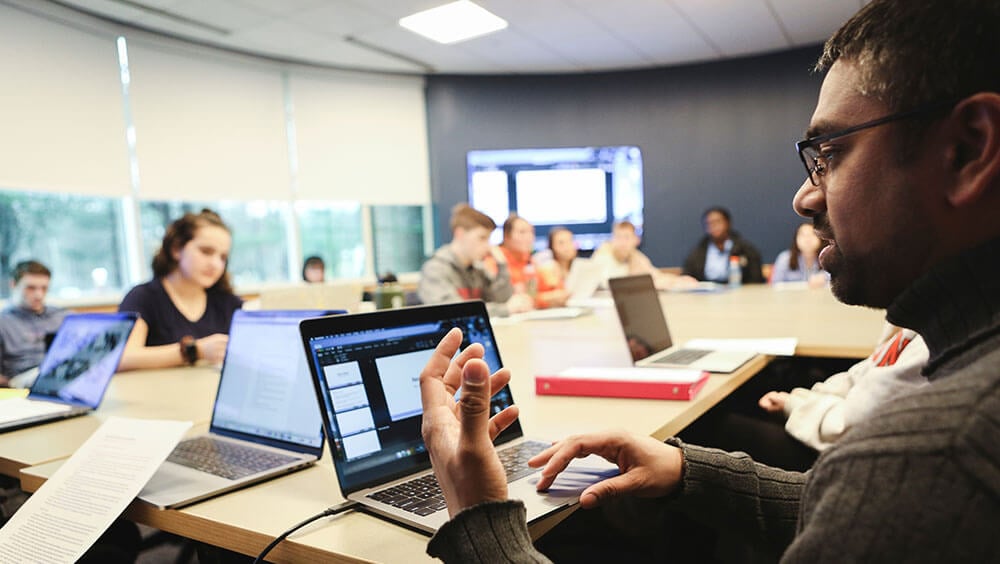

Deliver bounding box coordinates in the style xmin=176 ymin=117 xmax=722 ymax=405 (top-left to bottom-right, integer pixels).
xmin=0 ymin=188 xmax=128 ymax=300
xmin=296 ymin=201 xmax=366 ymax=279
xmin=139 ymin=200 xmax=292 ymax=286
xmin=371 ymin=205 xmax=427 ymax=276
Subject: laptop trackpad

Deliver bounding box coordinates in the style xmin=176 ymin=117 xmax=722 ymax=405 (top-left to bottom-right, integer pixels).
xmin=139 ymin=461 xmax=231 ymax=507
xmin=510 ymin=454 xmax=619 ymax=509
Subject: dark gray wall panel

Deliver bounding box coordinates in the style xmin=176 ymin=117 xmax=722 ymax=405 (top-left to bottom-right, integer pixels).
xmin=425 ymin=46 xmax=825 ymax=267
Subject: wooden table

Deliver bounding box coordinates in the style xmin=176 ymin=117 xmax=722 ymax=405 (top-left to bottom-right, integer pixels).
xmin=0 ymin=366 xmax=219 ymax=478
xmin=15 ymin=285 xmax=884 ymax=562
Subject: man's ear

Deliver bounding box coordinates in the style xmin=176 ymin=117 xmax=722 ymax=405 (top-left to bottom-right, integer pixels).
xmin=946 ymin=93 xmax=1000 ymax=207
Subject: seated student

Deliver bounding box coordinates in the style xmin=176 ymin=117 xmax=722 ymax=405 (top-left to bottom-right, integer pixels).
xmin=302 ymin=255 xmax=326 ymax=283
xmin=682 ymin=206 xmax=765 ymax=283
xmin=771 ymin=222 xmax=828 ymax=287
xmin=0 ymin=260 xmax=68 ymax=387
xmin=759 ymin=324 xmax=928 ymax=453
xmin=593 ymin=221 xmax=697 ymax=289
xmin=118 ymin=209 xmax=242 ymax=371
xmin=535 ymin=226 xmax=577 ymax=298
xmin=417 ymin=204 xmax=532 ymax=317
xmin=692 ymin=323 xmax=928 ymax=471
xmin=492 ymin=216 xmax=569 ymax=308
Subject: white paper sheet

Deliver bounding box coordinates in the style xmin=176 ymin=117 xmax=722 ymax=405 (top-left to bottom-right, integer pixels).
xmin=0 ymin=416 xmax=192 ymax=564
xmin=683 ymin=338 xmax=798 ymax=356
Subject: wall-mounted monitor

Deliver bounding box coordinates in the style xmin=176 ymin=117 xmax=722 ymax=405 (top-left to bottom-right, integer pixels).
xmin=466 ymin=146 xmax=644 ymax=251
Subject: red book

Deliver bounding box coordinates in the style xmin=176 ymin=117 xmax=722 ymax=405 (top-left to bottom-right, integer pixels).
xmin=535 ymin=367 xmax=709 ymax=400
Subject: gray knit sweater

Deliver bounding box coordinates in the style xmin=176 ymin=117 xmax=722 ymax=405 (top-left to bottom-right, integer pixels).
xmin=427 ymin=237 xmax=1000 ymax=562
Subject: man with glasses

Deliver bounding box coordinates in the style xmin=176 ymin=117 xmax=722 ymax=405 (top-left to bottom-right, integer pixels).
xmin=418 ymin=1 xmax=1000 ymax=562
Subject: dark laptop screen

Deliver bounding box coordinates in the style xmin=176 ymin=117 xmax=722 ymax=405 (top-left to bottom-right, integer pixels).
xmin=608 ymin=274 xmax=674 ymax=362
xmin=302 ymin=302 xmax=519 ymax=494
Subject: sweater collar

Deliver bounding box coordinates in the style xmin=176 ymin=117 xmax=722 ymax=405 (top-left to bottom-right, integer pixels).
xmin=886 ymin=236 xmax=1000 ymax=378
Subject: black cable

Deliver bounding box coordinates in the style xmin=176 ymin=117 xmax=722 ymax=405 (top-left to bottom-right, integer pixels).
xmin=252 ymin=500 xmax=358 ymax=564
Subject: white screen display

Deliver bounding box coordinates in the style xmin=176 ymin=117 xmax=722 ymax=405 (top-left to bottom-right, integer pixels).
xmin=514 ymin=168 xmax=607 ymax=225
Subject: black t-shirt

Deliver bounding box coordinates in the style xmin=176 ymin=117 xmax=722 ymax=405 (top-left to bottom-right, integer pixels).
xmin=118 ymin=279 xmax=243 ymax=346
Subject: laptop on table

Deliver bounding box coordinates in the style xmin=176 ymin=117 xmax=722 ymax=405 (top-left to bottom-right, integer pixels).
xmin=0 ymin=312 xmax=137 ymax=433
xmin=608 ymin=274 xmax=756 ymax=373
xmin=299 ymin=301 xmax=618 ymax=533
xmin=138 ymin=309 xmax=343 ymax=509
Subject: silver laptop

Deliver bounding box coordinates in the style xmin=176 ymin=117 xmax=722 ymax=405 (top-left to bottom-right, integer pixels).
xmin=299 ymin=301 xmax=618 ymax=533
xmin=138 ymin=309 xmax=342 ymax=509
xmin=608 ymin=274 xmax=756 ymax=373
xmin=258 ymin=281 xmax=364 ymax=313
xmin=0 ymin=312 xmax=137 ymax=433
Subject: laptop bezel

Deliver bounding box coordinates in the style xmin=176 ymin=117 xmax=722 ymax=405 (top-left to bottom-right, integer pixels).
xmin=205 ymin=308 xmax=342 ymax=457
xmin=26 ymin=311 xmax=139 ymax=409
xmin=300 ymin=300 xmax=523 ymax=496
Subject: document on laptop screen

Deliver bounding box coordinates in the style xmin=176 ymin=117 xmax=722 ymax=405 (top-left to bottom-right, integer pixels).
xmin=0 ymin=417 xmax=191 ymax=563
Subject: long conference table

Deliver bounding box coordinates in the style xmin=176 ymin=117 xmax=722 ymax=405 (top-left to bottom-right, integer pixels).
xmin=7 ymin=285 xmax=884 ymax=563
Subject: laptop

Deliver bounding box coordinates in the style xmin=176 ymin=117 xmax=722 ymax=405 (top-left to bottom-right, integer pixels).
xmin=0 ymin=312 xmax=137 ymax=433
xmin=564 ymin=258 xmax=605 ymax=302
xmin=138 ymin=309 xmax=343 ymax=509
xmin=258 ymin=281 xmax=364 ymax=313
xmin=299 ymin=301 xmax=618 ymax=533
xmin=608 ymin=274 xmax=756 ymax=373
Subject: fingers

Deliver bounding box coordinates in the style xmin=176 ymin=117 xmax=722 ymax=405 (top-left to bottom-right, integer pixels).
xmin=458 ymin=359 xmax=493 ymax=440
xmin=578 ymin=474 xmax=636 ymax=509
xmin=419 ymin=328 xmax=464 ymax=411
xmin=488 ymin=405 xmax=520 ymax=441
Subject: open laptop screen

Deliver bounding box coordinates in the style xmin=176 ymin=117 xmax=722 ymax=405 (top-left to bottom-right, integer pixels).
xmin=608 ymin=274 xmax=674 ymax=362
xmin=302 ymin=302 xmax=518 ymax=494
xmin=211 ymin=310 xmax=337 ymax=452
xmin=30 ymin=312 xmax=137 ymax=407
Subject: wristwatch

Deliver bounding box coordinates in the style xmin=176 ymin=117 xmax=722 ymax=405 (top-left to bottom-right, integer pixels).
xmin=180 ymin=336 xmax=198 ymax=366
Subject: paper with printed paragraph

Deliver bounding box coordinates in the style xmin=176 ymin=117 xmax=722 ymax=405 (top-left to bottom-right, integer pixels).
xmin=0 ymin=417 xmax=191 ymax=564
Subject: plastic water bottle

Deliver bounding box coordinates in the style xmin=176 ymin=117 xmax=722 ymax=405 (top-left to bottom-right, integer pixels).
xmin=728 ymin=255 xmax=742 ymax=288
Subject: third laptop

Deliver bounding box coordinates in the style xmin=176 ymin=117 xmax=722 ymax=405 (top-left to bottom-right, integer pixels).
xmin=299 ymin=301 xmax=618 ymax=533
xmin=138 ymin=308 xmax=342 ymax=509
xmin=608 ymin=274 xmax=756 ymax=373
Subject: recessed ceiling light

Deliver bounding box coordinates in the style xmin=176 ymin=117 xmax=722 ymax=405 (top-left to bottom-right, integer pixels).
xmin=399 ymin=1 xmax=508 ymax=45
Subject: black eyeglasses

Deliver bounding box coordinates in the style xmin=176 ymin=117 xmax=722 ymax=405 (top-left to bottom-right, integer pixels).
xmin=795 ymin=99 xmax=957 ymax=186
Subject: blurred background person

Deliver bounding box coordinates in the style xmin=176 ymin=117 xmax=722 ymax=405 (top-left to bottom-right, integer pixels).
xmin=536 ymin=226 xmax=577 ymax=297
xmin=0 ymin=260 xmax=67 ymax=387
xmin=682 ymin=206 xmax=765 ymax=284
xmin=594 ymin=221 xmax=696 ymax=289
xmin=302 ymin=255 xmax=326 ymax=283
xmin=770 ymin=223 xmax=828 ymax=287
xmin=493 ymin=215 xmax=569 ymax=308
xmin=118 ymin=209 xmax=242 ymax=371
xmin=418 ymin=204 xmax=532 ymax=317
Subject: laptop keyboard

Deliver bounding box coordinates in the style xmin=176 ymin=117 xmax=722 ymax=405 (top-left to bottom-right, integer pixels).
xmin=167 ymin=436 xmax=298 ymax=481
xmin=367 ymin=440 xmax=550 ymax=516
xmin=652 ymin=348 xmax=712 ymax=365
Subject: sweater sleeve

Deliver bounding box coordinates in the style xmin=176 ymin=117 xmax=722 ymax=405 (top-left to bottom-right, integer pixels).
xmin=669 ymin=439 xmax=804 ymax=554
xmin=427 ymin=501 xmax=551 ymax=563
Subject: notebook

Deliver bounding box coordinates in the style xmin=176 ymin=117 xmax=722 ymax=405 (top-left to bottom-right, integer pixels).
xmin=299 ymin=301 xmax=618 ymax=533
xmin=0 ymin=312 xmax=137 ymax=433
xmin=608 ymin=274 xmax=756 ymax=373
xmin=138 ymin=309 xmax=342 ymax=509
xmin=258 ymin=281 xmax=364 ymax=313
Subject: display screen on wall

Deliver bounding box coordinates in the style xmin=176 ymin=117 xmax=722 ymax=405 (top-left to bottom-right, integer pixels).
xmin=466 ymin=146 xmax=643 ymax=250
